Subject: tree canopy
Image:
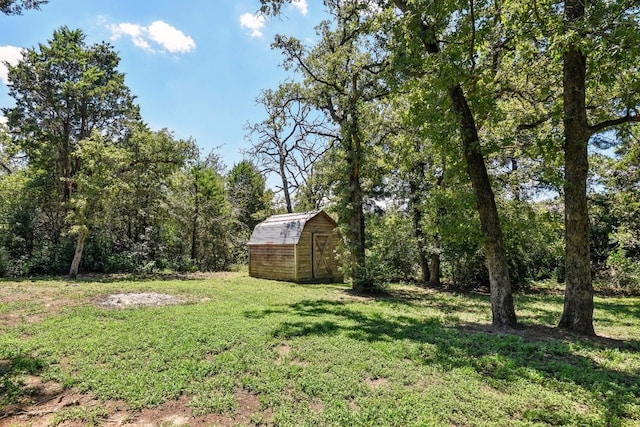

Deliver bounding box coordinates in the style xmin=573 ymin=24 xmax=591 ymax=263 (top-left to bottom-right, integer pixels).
xmin=0 ymin=0 xmax=47 ymax=15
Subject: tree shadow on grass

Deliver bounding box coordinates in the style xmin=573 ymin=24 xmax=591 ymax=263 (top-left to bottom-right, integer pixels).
xmin=0 ymin=354 xmax=48 ymax=415
xmin=594 ymin=299 xmax=640 ymax=322
xmin=344 ymin=286 xmax=495 ymax=319
xmin=246 ymin=297 xmax=640 ymax=424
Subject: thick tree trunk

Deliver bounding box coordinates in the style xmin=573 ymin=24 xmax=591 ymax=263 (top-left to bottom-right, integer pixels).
xmin=349 ymin=123 xmax=369 ymax=292
xmin=69 ymin=227 xmax=87 ymax=279
xmin=449 ymin=86 xmax=517 ymax=328
xmin=558 ymin=0 xmax=595 ymax=335
xmin=343 ymin=76 xmax=370 ymax=292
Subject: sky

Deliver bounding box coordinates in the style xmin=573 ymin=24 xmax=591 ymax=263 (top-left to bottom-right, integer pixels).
xmin=0 ymin=0 xmax=323 ymax=169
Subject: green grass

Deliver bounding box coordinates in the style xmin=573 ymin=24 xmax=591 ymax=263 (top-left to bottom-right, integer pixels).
xmin=49 ymin=406 xmax=109 ymax=427
xmin=1 ymin=273 xmax=639 ymax=426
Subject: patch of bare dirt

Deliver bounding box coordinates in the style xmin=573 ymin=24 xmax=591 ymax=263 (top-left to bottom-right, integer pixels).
xmin=133 ymin=390 xmax=268 ymax=427
xmin=365 ymin=377 xmax=390 ymax=390
xmin=275 ymin=343 xmax=291 ymax=364
xmin=0 ymin=283 xmax=81 ymax=331
xmin=0 ymin=379 xmax=273 ymax=427
xmin=308 ymin=399 xmax=325 ymax=413
xmin=97 ymin=293 xmax=183 ymax=308
xmin=347 ymin=399 xmax=360 ymax=412
xmin=0 ymin=378 xmax=97 ymax=427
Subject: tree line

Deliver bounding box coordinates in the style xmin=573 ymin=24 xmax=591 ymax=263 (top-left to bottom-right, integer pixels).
xmin=0 ymin=26 xmax=271 ymax=278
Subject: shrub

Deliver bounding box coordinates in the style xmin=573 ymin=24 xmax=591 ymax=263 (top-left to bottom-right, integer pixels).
xmin=366 ymin=209 xmax=419 ymax=284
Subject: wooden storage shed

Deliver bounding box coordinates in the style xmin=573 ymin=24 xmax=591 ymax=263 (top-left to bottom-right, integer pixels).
xmin=248 ymin=211 xmax=343 ymax=283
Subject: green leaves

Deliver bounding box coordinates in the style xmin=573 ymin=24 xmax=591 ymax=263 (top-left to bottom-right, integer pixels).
xmin=0 ymin=0 xmax=47 ymax=15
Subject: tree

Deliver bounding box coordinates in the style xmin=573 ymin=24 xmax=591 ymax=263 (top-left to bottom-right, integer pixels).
xmin=227 ymin=160 xmax=269 ymax=233
xmin=379 ymin=92 xmax=456 ymax=287
xmin=383 ymin=0 xmax=517 ymax=327
xmin=1 ymin=0 xmax=47 ymax=15
xmin=0 ymin=124 xmax=16 ymax=175
xmin=501 ymin=0 xmax=640 ymax=334
xmin=556 ymin=0 xmax=640 ymax=335
xmin=106 ymin=126 xmax=196 ymax=271
xmin=67 ymin=135 xmax=127 ymax=278
xmin=3 ymin=26 xmax=138 ymax=205
xmin=271 ymin=0 xmax=389 ymax=291
xmin=167 ymin=151 xmax=232 ymax=271
xmin=3 ymin=26 xmax=139 ymax=276
xmin=245 ymin=82 xmax=332 ymax=213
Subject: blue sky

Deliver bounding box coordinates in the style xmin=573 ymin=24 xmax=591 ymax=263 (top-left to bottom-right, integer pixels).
xmin=0 ymin=0 xmax=322 ymax=169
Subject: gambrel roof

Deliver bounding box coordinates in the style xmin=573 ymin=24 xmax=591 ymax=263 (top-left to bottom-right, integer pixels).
xmin=248 ymin=211 xmax=338 ymax=245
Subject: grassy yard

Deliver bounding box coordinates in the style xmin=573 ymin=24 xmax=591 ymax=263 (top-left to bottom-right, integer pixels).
xmin=1 ymin=273 xmax=639 ymax=426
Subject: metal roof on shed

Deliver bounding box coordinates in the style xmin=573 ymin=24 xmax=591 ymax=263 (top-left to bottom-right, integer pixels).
xmin=248 ymin=211 xmax=337 ymax=245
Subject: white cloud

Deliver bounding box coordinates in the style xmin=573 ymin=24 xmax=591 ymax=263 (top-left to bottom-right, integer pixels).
xmin=109 ymin=20 xmax=195 ymax=54
xmin=0 ymin=115 xmax=6 ymax=125
xmin=239 ymin=13 xmax=266 ymax=38
xmin=110 ymin=23 xmax=152 ymax=51
xmin=291 ymin=0 xmax=308 ymax=15
xmin=0 ymin=45 xmax=23 ymax=84
xmin=147 ymin=21 xmax=196 ymax=53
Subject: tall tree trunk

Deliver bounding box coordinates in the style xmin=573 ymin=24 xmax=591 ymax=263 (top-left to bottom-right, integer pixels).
xmin=191 ymin=202 xmax=199 ymax=263
xmin=348 ymin=120 xmax=368 ymax=292
xmin=393 ymin=0 xmax=517 ymax=328
xmin=409 ymin=160 xmax=429 ymax=284
xmin=429 ymin=163 xmax=445 ymax=288
xmin=559 ymin=0 xmax=595 ymax=335
xmin=69 ymin=227 xmax=87 ymax=279
xmin=343 ymin=75 xmax=370 ymax=292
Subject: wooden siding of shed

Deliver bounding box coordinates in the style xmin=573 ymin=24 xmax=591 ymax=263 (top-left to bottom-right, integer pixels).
xmin=249 ymin=244 xmax=296 ymax=282
xmin=295 ymin=215 xmax=343 ymax=283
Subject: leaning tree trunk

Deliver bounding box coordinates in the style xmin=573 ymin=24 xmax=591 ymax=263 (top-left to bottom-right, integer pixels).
xmin=69 ymin=227 xmax=88 ymax=279
xmin=558 ymin=0 xmax=595 ymax=335
xmin=449 ymin=86 xmax=517 ymax=328
xmin=393 ymin=0 xmax=517 ymax=328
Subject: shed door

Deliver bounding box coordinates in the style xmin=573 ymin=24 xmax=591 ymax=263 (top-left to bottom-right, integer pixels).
xmin=312 ymin=233 xmax=332 ymax=279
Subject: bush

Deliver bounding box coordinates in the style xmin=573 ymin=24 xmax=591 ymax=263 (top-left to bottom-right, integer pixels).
xmin=105 ymin=252 xmax=138 ymax=274
xmin=449 ymin=249 xmax=488 ymax=289
xmin=602 ymin=247 xmax=640 ymax=293
xmin=366 ymin=209 xmax=419 ymax=284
